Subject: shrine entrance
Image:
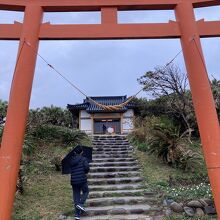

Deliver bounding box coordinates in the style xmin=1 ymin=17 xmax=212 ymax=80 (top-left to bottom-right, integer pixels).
xmin=0 ymin=1 xmax=220 ymax=219
xmin=94 ymin=119 xmax=121 ymax=134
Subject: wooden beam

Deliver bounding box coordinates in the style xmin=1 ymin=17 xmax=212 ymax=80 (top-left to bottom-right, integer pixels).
xmin=0 ymin=0 xmax=219 ymax=11
xmin=198 ymin=20 xmax=220 ymax=38
xmin=192 ymin=0 xmax=220 ymax=8
xmin=101 ymin=7 xmax=118 ymax=24
xmin=0 ymin=19 xmax=220 ymax=40
xmin=39 ymin=21 xmax=180 ymax=40
xmin=37 ymin=0 xmax=180 ymax=12
xmin=0 ymin=22 xmax=22 ymax=40
xmin=0 ymin=0 xmax=26 ymax=11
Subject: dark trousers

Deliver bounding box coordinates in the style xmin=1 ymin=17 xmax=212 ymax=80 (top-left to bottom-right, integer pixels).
xmin=72 ymin=182 xmax=89 ymax=217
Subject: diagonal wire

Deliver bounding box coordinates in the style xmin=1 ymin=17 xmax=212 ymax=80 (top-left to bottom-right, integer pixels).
xmin=166 ymin=49 xmax=183 ymax=67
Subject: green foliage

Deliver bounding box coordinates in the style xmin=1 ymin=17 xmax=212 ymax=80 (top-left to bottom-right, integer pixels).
xmin=160 ymin=183 xmax=212 ymax=201
xmin=137 ymin=65 xmax=196 ymax=137
xmin=31 ymin=124 xmax=90 ymax=146
xmin=164 ymin=214 xmax=215 ymax=220
xmin=129 ymin=117 xmax=150 ymax=143
xmin=22 ymin=136 xmax=36 ymax=158
xmin=147 ymin=117 xmax=203 ymax=171
xmin=0 ymin=126 xmax=3 ymax=139
xmin=28 ymin=105 xmax=72 ymax=129
xmin=178 ymin=149 xmax=203 ymax=171
xmin=0 ymin=99 xmax=8 ymax=117
xmin=211 ymin=78 xmax=220 ymax=119
xmin=147 ymin=117 xmax=181 ymax=164
xmin=130 ymin=116 xmax=203 ymax=171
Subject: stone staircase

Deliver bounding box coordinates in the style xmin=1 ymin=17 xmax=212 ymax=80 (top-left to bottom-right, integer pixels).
xmin=80 ymin=135 xmax=163 ymax=220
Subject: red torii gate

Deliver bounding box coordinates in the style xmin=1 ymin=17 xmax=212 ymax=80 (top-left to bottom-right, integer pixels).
xmin=0 ymin=0 xmax=220 ymax=219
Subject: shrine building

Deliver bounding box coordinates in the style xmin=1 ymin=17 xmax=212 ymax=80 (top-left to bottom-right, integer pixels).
xmin=67 ymin=96 xmax=136 ymax=135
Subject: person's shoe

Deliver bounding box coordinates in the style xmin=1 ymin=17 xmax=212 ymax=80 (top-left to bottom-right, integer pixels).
xmin=76 ymin=204 xmax=86 ymax=212
xmin=75 ymin=217 xmax=80 ymax=220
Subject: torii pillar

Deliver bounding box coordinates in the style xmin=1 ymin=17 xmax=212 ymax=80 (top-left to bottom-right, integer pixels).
xmin=175 ymin=2 xmax=220 ymax=217
xmin=0 ymin=5 xmax=42 ymax=220
xmin=0 ymin=1 xmax=220 ymax=220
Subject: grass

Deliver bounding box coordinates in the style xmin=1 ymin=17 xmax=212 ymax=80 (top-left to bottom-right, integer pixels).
xmin=135 ymin=150 xmax=217 ymax=220
xmin=163 ymin=214 xmax=217 ymax=220
xmin=13 ymin=174 xmax=72 ymax=220
xmin=12 ymin=139 xmax=91 ymax=220
xmin=136 ymin=150 xmax=188 ymax=187
xmin=12 ymin=136 xmax=216 ymax=219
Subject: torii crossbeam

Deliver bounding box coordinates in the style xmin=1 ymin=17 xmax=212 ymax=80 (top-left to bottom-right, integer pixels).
xmin=0 ymin=0 xmax=220 ymax=219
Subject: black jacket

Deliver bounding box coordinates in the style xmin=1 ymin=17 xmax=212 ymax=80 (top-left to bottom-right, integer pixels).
xmin=70 ymin=155 xmax=90 ymax=185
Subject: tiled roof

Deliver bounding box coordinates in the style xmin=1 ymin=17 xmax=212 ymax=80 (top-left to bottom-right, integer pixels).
xmin=67 ymin=96 xmax=135 ymax=113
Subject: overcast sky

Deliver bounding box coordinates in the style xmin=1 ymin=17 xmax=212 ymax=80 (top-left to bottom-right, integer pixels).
xmin=0 ymin=6 xmax=219 ymax=109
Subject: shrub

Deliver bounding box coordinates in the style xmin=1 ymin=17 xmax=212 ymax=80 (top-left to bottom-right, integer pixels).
xmin=31 ymin=125 xmax=90 ymax=146
xmin=148 ymin=117 xmax=203 ymax=171
xmin=147 ymin=117 xmax=181 ymax=164
xmin=0 ymin=126 xmax=3 ymax=140
xmin=0 ymin=100 xmax=7 ymax=117
xmin=28 ymin=106 xmax=72 ymax=129
xmin=22 ymin=135 xmax=36 ymax=162
xmin=128 ymin=117 xmax=153 ymax=152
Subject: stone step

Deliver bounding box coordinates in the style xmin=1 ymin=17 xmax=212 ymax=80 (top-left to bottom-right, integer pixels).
xmin=90 ymin=166 xmax=140 ymax=173
xmin=91 ymin=161 xmax=138 ymax=167
xmin=89 ymin=183 xmax=144 ymax=191
xmin=83 ymin=204 xmax=159 ymax=216
xmin=80 ymin=214 xmax=154 ymax=220
xmin=88 ymin=177 xmax=143 ymax=185
xmin=92 ymin=141 xmax=130 ymax=146
xmin=86 ymin=196 xmax=151 ymax=207
xmin=93 ymin=135 xmax=127 ymax=138
xmin=93 ymin=147 xmax=133 ymax=151
xmin=93 ymin=149 xmax=134 ymax=155
xmin=93 ymin=154 xmax=133 ymax=159
xmin=92 ymin=138 xmax=128 ymax=142
xmin=93 ymin=139 xmax=129 ymax=142
xmin=93 ymin=145 xmax=131 ymax=148
xmin=94 ymin=151 xmax=133 ymax=155
xmin=93 ymin=137 xmax=127 ymax=140
xmin=93 ymin=153 xmax=133 ymax=158
xmin=92 ymin=158 xmax=136 ymax=163
xmin=93 ymin=147 xmax=131 ymax=151
xmin=88 ymin=171 xmax=141 ymax=179
xmin=89 ymin=189 xmax=149 ymax=198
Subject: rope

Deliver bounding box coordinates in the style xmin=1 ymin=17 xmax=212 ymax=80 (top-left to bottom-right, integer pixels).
xmin=166 ymin=49 xmax=183 ymax=67
xmin=24 ymin=40 xmax=145 ymax=111
xmin=23 ymin=40 xmax=186 ymax=111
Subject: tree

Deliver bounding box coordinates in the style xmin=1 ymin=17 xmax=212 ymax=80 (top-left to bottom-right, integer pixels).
xmin=138 ymin=64 xmax=195 ymax=141
xmin=0 ymin=100 xmax=8 ymax=119
xmin=28 ymin=105 xmax=72 ymax=130
xmin=211 ymin=78 xmax=220 ymax=119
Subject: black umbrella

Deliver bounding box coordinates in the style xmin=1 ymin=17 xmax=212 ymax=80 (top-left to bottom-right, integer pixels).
xmin=62 ymin=145 xmax=93 ymax=175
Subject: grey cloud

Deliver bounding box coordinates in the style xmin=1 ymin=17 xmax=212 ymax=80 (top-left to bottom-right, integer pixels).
xmin=0 ymin=8 xmax=219 ymax=109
